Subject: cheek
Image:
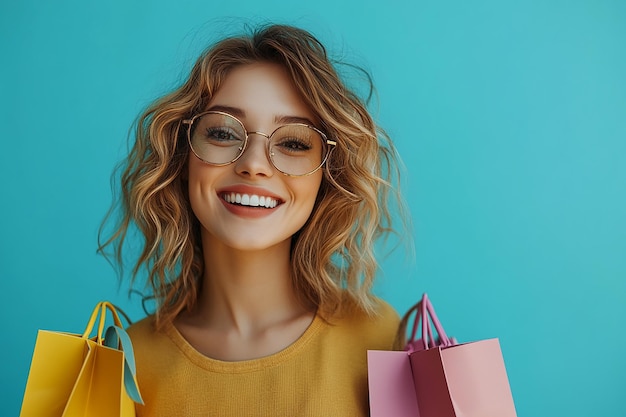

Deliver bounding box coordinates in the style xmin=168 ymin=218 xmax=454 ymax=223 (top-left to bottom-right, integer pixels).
xmin=291 ymin=172 xmax=323 ymax=210
xmin=187 ymin=160 xmax=204 ymax=201
xmin=187 ymin=155 xmax=204 ymax=182
xmin=188 ymin=155 xmax=220 ymax=186
xmin=187 ymin=158 xmax=220 ymax=212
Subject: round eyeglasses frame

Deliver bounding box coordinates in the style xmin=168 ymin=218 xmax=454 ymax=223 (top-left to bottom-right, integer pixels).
xmin=182 ymin=111 xmax=337 ymax=177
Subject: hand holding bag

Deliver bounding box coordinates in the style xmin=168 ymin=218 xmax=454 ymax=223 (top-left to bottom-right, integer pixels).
xmin=368 ymin=293 xmax=517 ymax=417
xmin=20 ymin=301 xmax=143 ymax=417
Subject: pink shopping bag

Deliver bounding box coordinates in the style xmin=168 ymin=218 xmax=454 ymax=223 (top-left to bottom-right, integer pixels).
xmin=368 ymin=294 xmax=517 ymax=417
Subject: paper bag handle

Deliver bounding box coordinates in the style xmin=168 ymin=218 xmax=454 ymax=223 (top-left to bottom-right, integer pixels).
xmin=405 ymin=300 xmax=436 ymax=348
xmin=396 ymin=293 xmax=457 ymax=352
xmin=81 ymin=301 xmax=124 ymax=344
xmin=419 ymin=293 xmax=454 ymax=348
xmin=81 ymin=301 xmax=144 ymax=405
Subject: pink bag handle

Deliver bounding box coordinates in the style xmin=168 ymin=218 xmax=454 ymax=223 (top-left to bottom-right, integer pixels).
xmin=404 ymin=293 xmax=457 ymax=353
xmin=406 ymin=301 xmax=435 ymax=348
xmin=420 ymin=293 xmax=453 ymax=348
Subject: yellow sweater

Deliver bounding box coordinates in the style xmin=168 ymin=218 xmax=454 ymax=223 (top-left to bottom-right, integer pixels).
xmin=127 ymin=299 xmax=399 ymax=417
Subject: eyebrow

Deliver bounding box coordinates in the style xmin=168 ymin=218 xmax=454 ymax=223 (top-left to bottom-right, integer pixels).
xmin=206 ymin=105 xmax=317 ymax=127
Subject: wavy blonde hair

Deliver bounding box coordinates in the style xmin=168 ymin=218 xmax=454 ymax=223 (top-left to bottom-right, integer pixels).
xmin=99 ymin=24 xmax=408 ymax=329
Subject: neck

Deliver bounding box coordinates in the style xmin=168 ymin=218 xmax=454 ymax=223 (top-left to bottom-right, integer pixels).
xmin=192 ymin=232 xmax=311 ymax=336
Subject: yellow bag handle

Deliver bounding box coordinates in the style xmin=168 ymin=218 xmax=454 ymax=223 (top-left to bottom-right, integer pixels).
xmin=81 ymin=301 xmax=124 ymax=344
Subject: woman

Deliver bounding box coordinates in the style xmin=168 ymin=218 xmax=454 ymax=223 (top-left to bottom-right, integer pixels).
xmin=100 ymin=23 xmax=407 ymax=416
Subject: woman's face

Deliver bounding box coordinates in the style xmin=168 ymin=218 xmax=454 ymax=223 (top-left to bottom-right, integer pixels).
xmin=187 ymin=62 xmax=323 ymax=252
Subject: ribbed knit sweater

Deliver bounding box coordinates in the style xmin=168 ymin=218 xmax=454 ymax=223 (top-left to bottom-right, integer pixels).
xmin=127 ymin=299 xmax=399 ymax=417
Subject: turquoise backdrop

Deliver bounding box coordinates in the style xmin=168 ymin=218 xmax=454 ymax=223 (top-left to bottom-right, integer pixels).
xmin=1 ymin=0 xmax=624 ymax=416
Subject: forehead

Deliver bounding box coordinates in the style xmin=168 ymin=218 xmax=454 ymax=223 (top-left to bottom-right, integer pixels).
xmin=207 ymin=63 xmax=318 ymax=127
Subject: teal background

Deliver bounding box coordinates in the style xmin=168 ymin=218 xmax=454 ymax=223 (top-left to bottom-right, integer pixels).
xmin=1 ymin=0 xmax=624 ymax=416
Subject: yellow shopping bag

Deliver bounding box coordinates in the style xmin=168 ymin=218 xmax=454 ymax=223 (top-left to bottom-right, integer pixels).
xmin=20 ymin=301 xmax=143 ymax=417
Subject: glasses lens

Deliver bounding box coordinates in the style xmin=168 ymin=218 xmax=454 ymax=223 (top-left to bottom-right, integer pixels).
xmin=189 ymin=113 xmax=246 ymax=164
xmin=269 ymin=125 xmax=327 ymax=176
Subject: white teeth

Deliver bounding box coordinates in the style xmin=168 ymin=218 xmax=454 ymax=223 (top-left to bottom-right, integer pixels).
xmin=223 ymin=193 xmax=278 ymax=208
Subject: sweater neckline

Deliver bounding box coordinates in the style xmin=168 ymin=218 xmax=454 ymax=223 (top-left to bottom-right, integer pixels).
xmin=163 ymin=313 xmax=326 ymax=373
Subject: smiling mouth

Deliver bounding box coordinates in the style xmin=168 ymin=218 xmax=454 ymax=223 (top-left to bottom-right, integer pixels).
xmin=222 ymin=193 xmax=280 ymax=208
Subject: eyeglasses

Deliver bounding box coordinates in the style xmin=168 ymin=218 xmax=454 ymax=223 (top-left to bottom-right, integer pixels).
xmin=182 ymin=111 xmax=336 ymax=176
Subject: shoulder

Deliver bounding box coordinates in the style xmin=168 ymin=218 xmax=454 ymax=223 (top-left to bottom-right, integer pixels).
xmin=127 ymin=315 xmax=156 ymax=339
xmin=126 ymin=315 xmax=181 ymax=376
xmin=372 ymin=297 xmax=401 ymax=326
xmin=126 ymin=315 xmax=168 ymax=352
xmin=324 ymin=296 xmax=400 ymax=351
xmin=336 ymin=295 xmax=399 ymax=325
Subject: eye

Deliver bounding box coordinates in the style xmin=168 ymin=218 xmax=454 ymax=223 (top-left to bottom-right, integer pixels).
xmin=275 ymin=137 xmax=313 ymax=152
xmin=204 ymin=127 xmax=243 ymax=144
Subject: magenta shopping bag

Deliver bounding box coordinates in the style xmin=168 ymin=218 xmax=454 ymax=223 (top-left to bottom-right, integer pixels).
xmin=368 ymin=294 xmax=517 ymax=417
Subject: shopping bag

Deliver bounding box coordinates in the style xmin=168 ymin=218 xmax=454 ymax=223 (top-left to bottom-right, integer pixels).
xmin=368 ymin=350 xmax=420 ymax=417
xmin=20 ymin=301 xmax=143 ymax=417
xmin=368 ymin=293 xmax=517 ymax=417
xmin=368 ymin=296 xmax=446 ymax=417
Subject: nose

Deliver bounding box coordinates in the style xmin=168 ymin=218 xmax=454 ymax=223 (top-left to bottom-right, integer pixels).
xmin=234 ymin=133 xmax=274 ymax=177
